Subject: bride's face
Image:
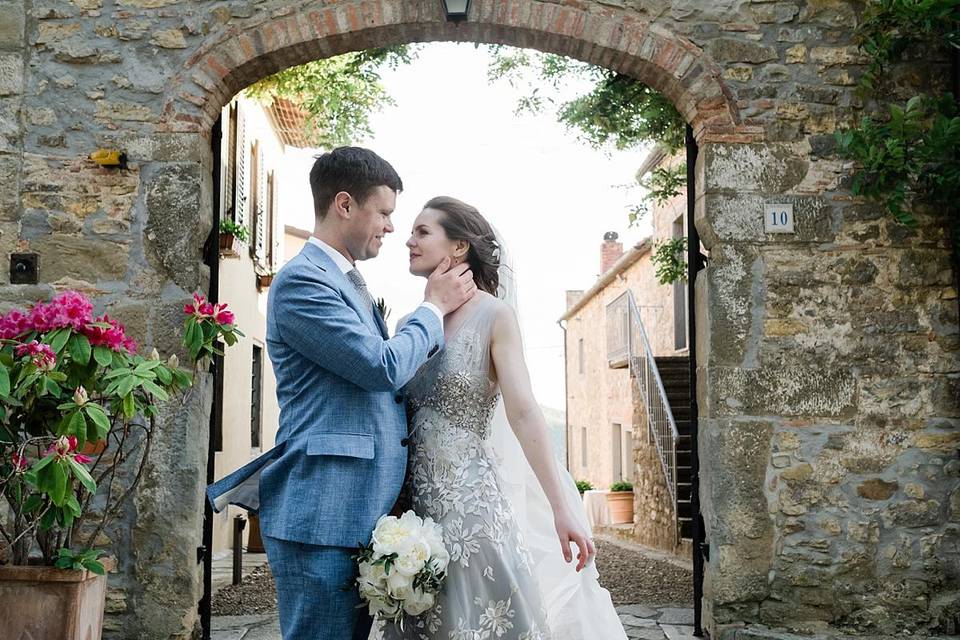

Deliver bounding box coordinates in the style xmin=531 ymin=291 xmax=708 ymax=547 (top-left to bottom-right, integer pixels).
xmin=406 ymin=208 xmax=466 ymax=277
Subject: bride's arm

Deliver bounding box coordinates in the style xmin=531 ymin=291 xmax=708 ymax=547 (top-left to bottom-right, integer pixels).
xmin=490 ymin=303 xmax=596 ymax=571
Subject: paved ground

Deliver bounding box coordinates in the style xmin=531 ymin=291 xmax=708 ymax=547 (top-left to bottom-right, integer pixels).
xmin=211 ymin=534 xmax=696 ymax=639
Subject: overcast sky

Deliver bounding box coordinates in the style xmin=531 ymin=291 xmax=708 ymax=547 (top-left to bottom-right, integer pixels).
xmin=281 ymin=42 xmax=652 ymax=409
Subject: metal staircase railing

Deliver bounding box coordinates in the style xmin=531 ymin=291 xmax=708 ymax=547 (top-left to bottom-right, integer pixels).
xmin=622 ymin=290 xmax=680 ymax=513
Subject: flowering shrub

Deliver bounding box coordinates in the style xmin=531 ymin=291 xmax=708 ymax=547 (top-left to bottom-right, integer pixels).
xmin=0 ymin=291 xmax=242 ymax=571
xmin=355 ymin=511 xmax=449 ymax=626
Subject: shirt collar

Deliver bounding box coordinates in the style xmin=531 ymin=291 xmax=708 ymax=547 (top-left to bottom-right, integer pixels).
xmin=307 ymin=236 xmax=354 ymax=275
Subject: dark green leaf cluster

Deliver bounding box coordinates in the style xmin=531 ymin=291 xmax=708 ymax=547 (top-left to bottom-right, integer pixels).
xmin=55 ymin=548 xmax=106 ymax=575
xmin=652 ymin=237 xmax=688 ymax=286
xmin=837 ymin=0 xmax=960 ymax=249
xmin=575 ymin=479 xmax=594 ymax=494
xmin=244 ymin=46 xmax=419 ymax=149
xmin=610 ymin=480 xmax=634 ymax=492
xmin=486 ymin=47 xmax=686 ymax=151
xmin=220 ymin=217 xmax=250 ymax=243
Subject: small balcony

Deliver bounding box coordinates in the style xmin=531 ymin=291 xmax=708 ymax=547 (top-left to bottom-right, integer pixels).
xmin=606 ymin=292 xmax=630 ymax=368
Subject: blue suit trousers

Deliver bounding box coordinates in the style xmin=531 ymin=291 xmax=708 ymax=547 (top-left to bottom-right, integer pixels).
xmin=263 ymin=535 xmax=374 ymax=640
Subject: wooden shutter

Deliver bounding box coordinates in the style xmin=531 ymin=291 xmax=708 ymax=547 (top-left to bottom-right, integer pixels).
xmin=253 ymin=145 xmax=267 ymax=264
xmin=235 ymin=107 xmax=247 ymax=227
xmin=267 ymin=170 xmax=278 ymax=269
xmin=223 ymin=103 xmax=237 ymax=221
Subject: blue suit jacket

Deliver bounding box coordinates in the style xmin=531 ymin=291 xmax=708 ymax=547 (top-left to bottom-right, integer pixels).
xmin=207 ymin=242 xmax=444 ymax=548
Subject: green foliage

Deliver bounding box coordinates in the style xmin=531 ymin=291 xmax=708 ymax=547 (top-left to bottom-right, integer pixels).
xmin=855 ymin=0 xmax=960 ymax=93
xmin=375 ymin=297 xmax=391 ymax=322
xmin=55 ymin=548 xmax=106 ymax=575
xmin=630 ymin=163 xmax=688 ymax=228
xmin=836 ymin=94 xmax=960 ymax=225
xmin=220 ymin=217 xmax=249 ymax=243
xmin=244 ymin=46 xmax=417 ymax=148
xmin=610 ymin=480 xmax=634 ymax=492
xmin=652 ymin=237 xmax=688 ymax=286
xmin=486 ymin=47 xmax=686 ymax=151
xmin=575 ymin=479 xmax=594 ymax=494
xmin=837 ymin=0 xmax=960 ymax=247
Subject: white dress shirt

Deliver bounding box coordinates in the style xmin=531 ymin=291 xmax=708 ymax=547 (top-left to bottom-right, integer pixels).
xmin=307 ymin=236 xmax=443 ymax=324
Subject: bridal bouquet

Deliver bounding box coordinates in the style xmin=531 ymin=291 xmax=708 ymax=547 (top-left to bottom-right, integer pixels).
xmin=355 ymin=511 xmax=449 ymax=625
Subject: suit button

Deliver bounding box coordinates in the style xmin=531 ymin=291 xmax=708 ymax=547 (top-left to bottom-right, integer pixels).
xmin=394 ymin=394 xmax=403 ymax=404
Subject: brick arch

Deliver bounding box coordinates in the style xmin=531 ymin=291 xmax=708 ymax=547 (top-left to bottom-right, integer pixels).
xmin=161 ymin=0 xmax=759 ymax=143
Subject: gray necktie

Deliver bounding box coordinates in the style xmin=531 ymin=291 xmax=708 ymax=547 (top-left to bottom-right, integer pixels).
xmin=346 ymin=268 xmax=375 ymax=317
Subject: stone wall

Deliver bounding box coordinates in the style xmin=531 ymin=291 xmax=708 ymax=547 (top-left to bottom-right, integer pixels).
xmin=0 ymin=0 xmax=956 ymax=637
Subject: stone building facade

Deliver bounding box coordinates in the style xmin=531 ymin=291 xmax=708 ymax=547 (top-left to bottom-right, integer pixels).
xmin=0 ymin=1 xmax=957 ymax=638
xmin=562 ymin=147 xmax=691 ymax=558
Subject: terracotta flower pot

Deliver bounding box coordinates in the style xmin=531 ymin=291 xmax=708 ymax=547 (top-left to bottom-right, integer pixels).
xmin=80 ymin=439 xmax=107 ymax=455
xmin=605 ymin=490 xmax=635 ymax=524
xmin=219 ymin=233 xmax=241 ymax=258
xmin=0 ymin=558 xmax=114 ymax=640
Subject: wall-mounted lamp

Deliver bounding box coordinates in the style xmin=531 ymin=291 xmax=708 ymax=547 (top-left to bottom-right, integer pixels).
xmin=442 ymin=0 xmax=470 ymax=22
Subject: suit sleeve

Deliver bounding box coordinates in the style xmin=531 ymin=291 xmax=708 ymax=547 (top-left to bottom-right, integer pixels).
xmin=272 ymin=268 xmax=444 ymax=392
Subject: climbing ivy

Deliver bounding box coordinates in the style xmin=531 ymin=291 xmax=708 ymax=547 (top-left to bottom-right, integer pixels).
xmin=836 ymin=0 xmax=960 ymax=247
xmin=651 ymin=238 xmax=688 ymax=286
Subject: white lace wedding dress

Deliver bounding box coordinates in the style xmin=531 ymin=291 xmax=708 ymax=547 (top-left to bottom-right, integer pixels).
xmin=375 ymin=294 xmax=627 ymax=640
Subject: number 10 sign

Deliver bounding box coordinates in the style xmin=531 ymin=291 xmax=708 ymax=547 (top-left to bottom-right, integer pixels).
xmin=764 ymin=203 xmax=794 ymax=233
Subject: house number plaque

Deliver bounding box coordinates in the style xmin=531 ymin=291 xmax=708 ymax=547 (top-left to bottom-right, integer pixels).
xmin=764 ymin=203 xmax=794 ymax=233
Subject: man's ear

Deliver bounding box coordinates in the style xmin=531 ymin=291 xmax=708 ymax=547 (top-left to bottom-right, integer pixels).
xmin=332 ymin=191 xmax=352 ymax=219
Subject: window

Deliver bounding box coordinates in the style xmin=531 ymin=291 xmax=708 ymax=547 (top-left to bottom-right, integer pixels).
xmin=578 ymin=338 xmax=585 ymax=374
xmin=673 ymin=215 xmax=687 ymax=350
xmin=266 ymin=170 xmax=276 ymax=269
xmin=251 ymin=344 xmax=263 ymax=450
xmin=581 ymin=427 xmax=588 ymax=468
xmin=222 ymin=104 xmax=238 ymax=221
xmin=234 ymin=107 xmax=247 ymax=227
xmin=612 ymin=423 xmax=623 ymax=481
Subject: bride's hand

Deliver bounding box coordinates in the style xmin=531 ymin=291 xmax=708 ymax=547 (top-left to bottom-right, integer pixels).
xmin=553 ymin=509 xmax=596 ymax=572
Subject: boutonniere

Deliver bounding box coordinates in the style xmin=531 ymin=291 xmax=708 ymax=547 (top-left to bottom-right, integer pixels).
xmin=375 ymin=297 xmax=391 ymax=321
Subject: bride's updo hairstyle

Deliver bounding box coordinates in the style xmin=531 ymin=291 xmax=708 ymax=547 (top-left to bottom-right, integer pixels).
xmin=423 ymin=196 xmax=500 ymax=296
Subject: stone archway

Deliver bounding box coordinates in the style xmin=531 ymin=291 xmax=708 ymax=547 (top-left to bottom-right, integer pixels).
xmin=4 ymin=1 xmax=958 ymax=638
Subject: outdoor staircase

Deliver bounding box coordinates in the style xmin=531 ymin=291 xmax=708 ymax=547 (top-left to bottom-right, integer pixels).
xmin=611 ymin=290 xmax=695 ymax=547
xmin=653 ymin=356 xmax=694 ymax=542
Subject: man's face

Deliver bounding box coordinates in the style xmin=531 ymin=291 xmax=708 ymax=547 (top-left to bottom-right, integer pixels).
xmin=343 ymin=185 xmax=397 ymax=262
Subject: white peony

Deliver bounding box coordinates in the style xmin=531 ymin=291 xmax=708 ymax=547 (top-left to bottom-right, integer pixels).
xmin=371 ymin=514 xmax=421 ymax=557
xmin=402 ymin=589 xmax=435 ymax=617
xmin=393 ymin=539 xmax=431 ymax=576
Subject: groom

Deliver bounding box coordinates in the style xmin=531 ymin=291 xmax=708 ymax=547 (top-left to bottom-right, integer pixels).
xmin=207 ymin=147 xmax=476 ymax=640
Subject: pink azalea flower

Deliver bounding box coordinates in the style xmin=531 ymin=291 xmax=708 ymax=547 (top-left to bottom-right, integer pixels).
xmin=74 ymin=454 xmax=93 ymax=464
xmin=83 ymin=315 xmax=136 ymax=354
xmin=214 ymin=308 xmax=235 ymax=325
xmin=15 ymin=341 xmax=57 ymax=370
xmin=47 ymin=435 xmax=79 ymax=458
xmin=11 ymin=452 xmax=28 ymax=472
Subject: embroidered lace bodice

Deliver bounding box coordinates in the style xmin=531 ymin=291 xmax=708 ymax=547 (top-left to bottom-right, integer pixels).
xmin=379 ymin=294 xmax=551 ymax=640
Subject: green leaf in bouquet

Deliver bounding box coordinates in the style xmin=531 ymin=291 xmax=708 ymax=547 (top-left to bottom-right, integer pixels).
xmin=93 ymin=346 xmax=113 ymax=368
xmin=68 ymin=458 xmax=97 ymax=494
xmin=68 ymin=334 xmax=92 ymax=365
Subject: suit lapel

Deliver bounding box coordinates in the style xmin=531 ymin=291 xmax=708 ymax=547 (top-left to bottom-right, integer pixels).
xmin=300 ymin=243 xmax=380 ymax=336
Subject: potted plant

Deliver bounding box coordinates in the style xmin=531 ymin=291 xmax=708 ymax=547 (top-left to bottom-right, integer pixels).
xmin=0 ymin=290 xmax=242 ymax=640
xmin=255 ymin=268 xmax=275 ymax=290
xmin=575 ymin=479 xmax=593 ymax=495
xmin=219 ymin=217 xmax=249 ymax=258
xmin=605 ymin=480 xmax=634 ymax=524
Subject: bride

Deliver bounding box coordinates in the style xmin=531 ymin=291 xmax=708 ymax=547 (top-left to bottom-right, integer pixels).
xmin=376 ymin=196 xmax=627 ymax=640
